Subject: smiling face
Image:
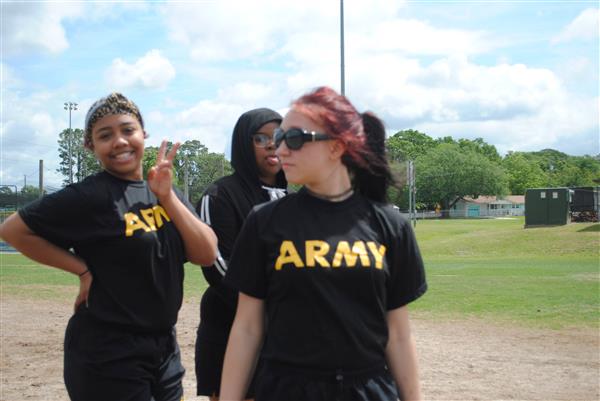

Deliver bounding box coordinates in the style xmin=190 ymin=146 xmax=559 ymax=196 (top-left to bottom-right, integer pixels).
xmin=87 ymin=113 xmax=145 ymax=181
xmin=253 ymin=121 xmax=282 ymax=186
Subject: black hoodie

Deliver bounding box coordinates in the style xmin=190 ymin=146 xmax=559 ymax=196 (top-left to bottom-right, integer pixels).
xmin=195 ymin=108 xmax=286 ymax=340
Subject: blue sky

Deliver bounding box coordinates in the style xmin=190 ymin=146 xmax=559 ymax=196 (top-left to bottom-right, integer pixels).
xmin=1 ymin=0 xmax=598 ymax=190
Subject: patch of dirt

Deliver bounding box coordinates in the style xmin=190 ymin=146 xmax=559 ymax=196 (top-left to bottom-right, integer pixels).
xmin=1 ymin=297 xmax=598 ymax=400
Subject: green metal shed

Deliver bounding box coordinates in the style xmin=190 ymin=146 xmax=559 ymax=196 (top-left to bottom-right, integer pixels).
xmin=525 ymin=187 xmax=572 ymax=227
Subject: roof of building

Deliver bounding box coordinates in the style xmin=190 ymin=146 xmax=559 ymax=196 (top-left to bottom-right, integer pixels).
xmin=462 ymin=195 xmax=525 ymax=205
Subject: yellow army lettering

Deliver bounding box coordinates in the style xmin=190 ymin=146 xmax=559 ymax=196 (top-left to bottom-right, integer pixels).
xmin=274 ymin=240 xmax=386 ymax=270
xmin=124 ymin=205 xmax=171 ymax=237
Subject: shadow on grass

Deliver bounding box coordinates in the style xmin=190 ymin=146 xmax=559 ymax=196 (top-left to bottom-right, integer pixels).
xmin=577 ymin=224 xmax=600 ymax=233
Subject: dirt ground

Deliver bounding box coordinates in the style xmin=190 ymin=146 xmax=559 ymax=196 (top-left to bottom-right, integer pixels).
xmin=1 ymin=297 xmax=598 ymax=401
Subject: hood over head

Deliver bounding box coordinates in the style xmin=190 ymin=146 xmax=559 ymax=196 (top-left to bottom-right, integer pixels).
xmin=230 ymin=108 xmax=287 ymax=189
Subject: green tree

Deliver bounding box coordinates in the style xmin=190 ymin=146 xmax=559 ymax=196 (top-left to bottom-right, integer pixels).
xmin=415 ymin=143 xmax=508 ymax=216
xmin=502 ymin=152 xmax=547 ymax=194
xmin=19 ymin=185 xmax=45 ymax=207
xmin=457 ymin=138 xmax=502 ymax=163
xmin=0 ymin=186 xmax=18 ymax=209
xmin=571 ymin=155 xmax=600 ymax=186
xmin=386 ymin=130 xmax=436 ymax=162
xmin=57 ymin=128 xmax=100 ymax=185
xmin=142 ymin=146 xmax=159 ymax=180
xmin=190 ymin=152 xmax=232 ymax=204
xmin=521 ymin=149 xmax=600 ymax=188
xmin=141 ymin=140 xmax=231 ymax=204
xmin=386 ymin=160 xmax=408 ymax=208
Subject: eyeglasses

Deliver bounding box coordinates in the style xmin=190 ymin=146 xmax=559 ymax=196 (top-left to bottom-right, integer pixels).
xmin=273 ymin=127 xmax=332 ymax=150
xmin=252 ymin=133 xmax=275 ymax=148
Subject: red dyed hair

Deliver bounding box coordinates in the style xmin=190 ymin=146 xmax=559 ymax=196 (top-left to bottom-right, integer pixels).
xmin=291 ymin=86 xmax=368 ymax=168
xmin=291 ymin=86 xmax=393 ymax=202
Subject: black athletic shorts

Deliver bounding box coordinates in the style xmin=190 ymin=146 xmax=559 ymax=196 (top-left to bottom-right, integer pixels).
xmin=195 ymin=287 xmax=257 ymax=398
xmin=254 ymin=361 xmax=398 ymax=401
xmin=64 ymin=308 xmax=184 ymax=401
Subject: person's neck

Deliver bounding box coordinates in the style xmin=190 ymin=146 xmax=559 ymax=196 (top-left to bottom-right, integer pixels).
xmin=305 ymin=186 xmax=354 ymax=202
xmin=258 ymin=174 xmax=277 ymax=187
xmin=305 ymin=170 xmax=353 ymax=202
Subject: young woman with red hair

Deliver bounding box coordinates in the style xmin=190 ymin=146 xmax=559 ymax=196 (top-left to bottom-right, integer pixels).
xmin=220 ymin=86 xmax=427 ymax=401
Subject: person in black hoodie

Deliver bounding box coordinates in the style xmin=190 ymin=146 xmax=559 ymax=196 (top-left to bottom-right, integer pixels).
xmin=194 ymin=108 xmax=287 ymax=400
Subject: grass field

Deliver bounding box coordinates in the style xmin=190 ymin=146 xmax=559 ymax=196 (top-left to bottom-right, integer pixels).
xmin=412 ymin=217 xmax=599 ymax=328
xmin=1 ymin=217 xmax=598 ymax=329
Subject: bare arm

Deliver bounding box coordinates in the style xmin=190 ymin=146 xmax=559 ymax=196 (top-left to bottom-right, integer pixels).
xmin=385 ymin=306 xmax=422 ymax=401
xmin=158 ymin=191 xmax=217 ymax=265
xmin=0 ymin=212 xmax=92 ymax=310
xmin=148 ymin=140 xmax=218 ymax=266
xmin=220 ymin=293 xmax=265 ymax=400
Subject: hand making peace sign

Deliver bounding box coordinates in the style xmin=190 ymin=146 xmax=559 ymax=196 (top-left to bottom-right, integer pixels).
xmin=148 ymin=140 xmax=180 ymax=199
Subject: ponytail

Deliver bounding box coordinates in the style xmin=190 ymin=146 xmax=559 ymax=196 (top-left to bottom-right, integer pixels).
xmin=349 ymin=112 xmax=393 ymax=202
xmin=291 ymin=86 xmax=393 ymax=202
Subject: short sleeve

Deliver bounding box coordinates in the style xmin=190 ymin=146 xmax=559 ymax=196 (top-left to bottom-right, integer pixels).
xmin=223 ymin=209 xmax=268 ymax=299
xmin=386 ymin=217 xmax=427 ymax=310
xmin=18 ymin=185 xmax=90 ymax=249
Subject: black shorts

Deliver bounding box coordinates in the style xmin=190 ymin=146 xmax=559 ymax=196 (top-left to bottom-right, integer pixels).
xmin=196 ymin=287 xmax=259 ymax=398
xmin=254 ymin=361 xmax=398 ymax=401
xmin=195 ymin=334 xmax=257 ymax=398
xmin=195 ymin=287 xmax=232 ymax=397
xmin=195 ymin=336 xmax=227 ymax=396
xmin=64 ymin=308 xmax=184 ymax=401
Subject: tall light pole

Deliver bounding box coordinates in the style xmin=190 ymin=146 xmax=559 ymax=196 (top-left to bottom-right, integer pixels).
xmin=64 ymin=102 xmax=78 ymax=184
xmin=340 ymin=0 xmax=345 ymax=96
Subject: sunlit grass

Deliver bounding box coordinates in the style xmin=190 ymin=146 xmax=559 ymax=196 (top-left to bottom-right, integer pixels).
xmin=1 ymin=218 xmax=598 ymax=329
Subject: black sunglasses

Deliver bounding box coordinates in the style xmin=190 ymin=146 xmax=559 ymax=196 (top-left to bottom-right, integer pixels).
xmin=273 ymin=127 xmax=332 ymax=150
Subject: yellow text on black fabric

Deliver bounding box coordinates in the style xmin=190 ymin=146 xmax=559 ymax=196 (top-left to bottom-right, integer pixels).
xmin=274 ymin=240 xmax=386 ymax=270
xmin=124 ymin=205 xmax=171 ymax=237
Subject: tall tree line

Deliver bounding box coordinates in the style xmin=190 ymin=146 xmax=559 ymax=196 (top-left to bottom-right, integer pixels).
xmin=56 ymin=130 xmax=230 ymax=206
xmin=386 ymin=130 xmax=600 ymax=211
xmin=52 ymin=127 xmax=600 ymax=213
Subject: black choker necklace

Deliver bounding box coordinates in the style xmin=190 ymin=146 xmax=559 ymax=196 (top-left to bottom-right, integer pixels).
xmin=305 ymin=187 xmax=354 ymax=201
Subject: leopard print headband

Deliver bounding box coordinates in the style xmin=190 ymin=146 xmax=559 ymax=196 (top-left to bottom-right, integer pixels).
xmin=84 ymin=92 xmax=144 ymax=145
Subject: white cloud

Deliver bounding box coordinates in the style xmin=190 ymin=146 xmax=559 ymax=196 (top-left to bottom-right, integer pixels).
xmin=359 ymin=19 xmax=495 ymax=56
xmin=0 ymin=63 xmax=21 ymax=89
xmin=105 ymin=50 xmax=176 ymax=90
xmin=333 ymin=52 xmax=598 ymax=156
xmin=142 ymin=79 xmax=295 ymax=158
xmin=414 ymin=94 xmax=599 ymax=156
xmin=149 ymin=100 xmax=242 ymax=157
xmin=1 ymin=2 xmax=152 ymax=56
xmin=552 ymin=8 xmax=600 ymax=44
xmin=0 ymin=89 xmax=72 ymax=188
xmin=1 ymin=2 xmax=84 ymax=55
xmin=161 ymin=0 xmax=408 ymax=62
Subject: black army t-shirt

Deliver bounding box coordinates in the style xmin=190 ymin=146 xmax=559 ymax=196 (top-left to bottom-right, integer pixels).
xmin=19 ymin=171 xmax=195 ymax=332
xmin=225 ymin=188 xmax=427 ymax=371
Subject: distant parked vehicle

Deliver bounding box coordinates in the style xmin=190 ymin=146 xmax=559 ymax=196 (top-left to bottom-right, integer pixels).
xmin=570 ymin=186 xmax=599 ymax=223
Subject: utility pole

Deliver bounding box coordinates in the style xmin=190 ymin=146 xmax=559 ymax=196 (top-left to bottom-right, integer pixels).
xmin=39 ymin=160 xmax=44 ymax=197
xmin=183 ymin=158 xmax=189 ymax=202
xmin=412 ymin=162 xmax=417 ymax=227
xmin=407 ymin=160 xmax=412 ymax=224
xmin=340 ymin=0 xmax=345 ymax=95
xmin=64 ymin=102 xmax=78 ymax=184
xmin=407 ymin=160 xmax=417 ymax=227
